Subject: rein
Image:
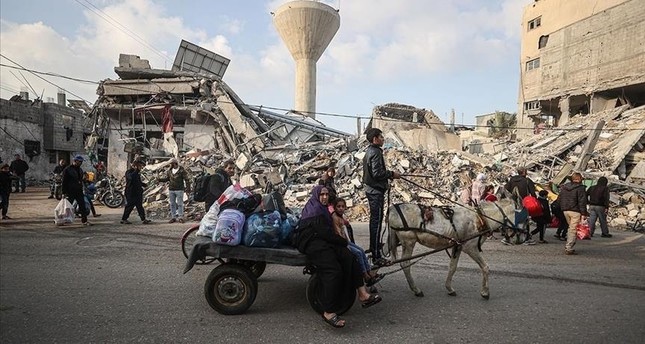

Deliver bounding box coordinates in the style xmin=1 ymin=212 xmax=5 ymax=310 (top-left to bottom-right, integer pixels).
xmin=398 ymin=176 xmax=516 ymax=230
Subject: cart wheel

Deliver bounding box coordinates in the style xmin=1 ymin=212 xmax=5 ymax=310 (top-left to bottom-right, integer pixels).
xmin=204 ymin=264 xmax=258 ymax=315
xmin=306 ymin=273 xmax=356 ymax=315
xmin=181 ymin=225 xmax=215 ymax=264
xmin=227 ymin=259 xmax=266 ymax=278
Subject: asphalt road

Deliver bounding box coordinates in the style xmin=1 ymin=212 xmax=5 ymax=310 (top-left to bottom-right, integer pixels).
xmin=1 ymin=189 xmax=644 ymax=344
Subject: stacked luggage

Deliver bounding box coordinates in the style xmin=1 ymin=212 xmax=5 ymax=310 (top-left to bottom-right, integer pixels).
xmin=197 ymin=184 xmax=298 ymax=248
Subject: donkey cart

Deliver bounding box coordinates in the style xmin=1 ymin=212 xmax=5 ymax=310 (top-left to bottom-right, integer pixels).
xmin=183 ymin=226 xmax=356 ymax=315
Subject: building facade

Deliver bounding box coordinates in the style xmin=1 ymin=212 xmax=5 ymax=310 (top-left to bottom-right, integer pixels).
xmin=0 ymin=96 xmax=85 ymax=181
xmin=517 ymin=0 xmax=645 ymax=135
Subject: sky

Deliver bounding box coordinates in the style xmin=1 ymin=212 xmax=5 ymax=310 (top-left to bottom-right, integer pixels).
xmin=0 ymin=0 xmax=530 ymax=134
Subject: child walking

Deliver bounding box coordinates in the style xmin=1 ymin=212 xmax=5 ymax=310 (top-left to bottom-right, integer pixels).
xmin=530 ymin=190 xmax=552 ymax=243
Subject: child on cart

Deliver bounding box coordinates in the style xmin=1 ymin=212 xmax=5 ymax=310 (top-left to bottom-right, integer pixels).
xmin=331 ymin=198 xmax=383 ymax=287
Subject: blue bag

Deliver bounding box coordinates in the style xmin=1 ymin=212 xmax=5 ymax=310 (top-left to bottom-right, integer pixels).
xmin=243 ymin=211 xmax=283 ymax=248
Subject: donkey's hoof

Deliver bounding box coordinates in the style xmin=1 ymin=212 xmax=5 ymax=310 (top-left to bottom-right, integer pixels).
xmin=448 ymin=291 xmax=457 ymax=296
xmin=481 ymin=293 xmax=490 ymax=300
xmin=414 ymin=291 xmax=425 ymax=297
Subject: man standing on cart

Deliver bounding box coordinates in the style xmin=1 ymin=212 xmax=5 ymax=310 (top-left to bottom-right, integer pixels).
xmin=362 ymin=128 xmax=400 ymax=265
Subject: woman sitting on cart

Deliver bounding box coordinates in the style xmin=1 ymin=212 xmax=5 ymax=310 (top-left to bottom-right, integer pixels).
xmin=294 ymin=185 xmax=382 ymax=328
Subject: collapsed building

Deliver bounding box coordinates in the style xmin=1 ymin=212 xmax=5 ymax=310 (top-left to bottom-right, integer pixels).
xmin=82 ymin=35 xmax=642 ymax=229
xmin=85 ymin=40 xmax=351 ymax=178
xmin=517 ymin=0 xmax=645 ymax=134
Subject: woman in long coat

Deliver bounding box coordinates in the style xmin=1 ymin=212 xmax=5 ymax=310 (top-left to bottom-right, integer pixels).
xmin=294 ymin=185 xmax=381 ymax=328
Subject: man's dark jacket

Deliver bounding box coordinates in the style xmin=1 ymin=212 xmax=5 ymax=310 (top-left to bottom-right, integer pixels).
xmin=124 ymin=168 xmax=145 ymax=203
xmin=61 ymin=165 xmax=84 ymax=196
xmin=557 ymin=182 xmax=588 ymax=216
xmin=504 ymin=175 xmax=536 ymax=199
xmin=0 ymin=171 xmax=14 ymax=194
xmin=587 ymin=184 xmax=609 ymax=208
xmin=53 ymin=165 xmax=66 ymax=174
xmin=362 ymin=144 xmax=392 ymax=194
xmin=9 ymin=159 xmax=29 ymax=175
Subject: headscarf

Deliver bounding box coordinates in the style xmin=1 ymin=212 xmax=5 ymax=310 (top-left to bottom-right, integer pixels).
xmin=299 ymin=185 xmax=332 ymax=225
xmin=597 ymin=176 xmax=608 ymax=187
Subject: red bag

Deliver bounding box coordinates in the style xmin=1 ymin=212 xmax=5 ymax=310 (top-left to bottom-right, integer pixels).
xmin=522 ymin=195 xmax=543 ymax=217
xmin=576 ymin=222 xmax=591 ymax=240
xmin=548 ymin=215 xmax=560 ymax=228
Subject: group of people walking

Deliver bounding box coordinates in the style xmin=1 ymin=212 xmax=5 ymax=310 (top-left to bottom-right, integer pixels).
xmin=460 ymin=165 xmax=613 ymax=255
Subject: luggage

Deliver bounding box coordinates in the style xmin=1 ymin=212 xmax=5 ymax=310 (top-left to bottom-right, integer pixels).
xmin=522 ymin=195 xmax=543 ymax=218
xmin=213 ymin=209 xmax=245 ymax=246
xmin=243 ymin=211 xmax=283 ymax=248
xmin=262 ymin=191 xmax=287 ymax=218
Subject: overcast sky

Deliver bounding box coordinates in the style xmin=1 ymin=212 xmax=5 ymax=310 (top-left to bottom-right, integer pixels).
xmin=0 ymin=0 xmax=530 ymax=134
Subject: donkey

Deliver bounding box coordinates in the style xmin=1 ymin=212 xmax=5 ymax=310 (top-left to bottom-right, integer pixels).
xmin=387 ymin=198 xmax=521 ymax=299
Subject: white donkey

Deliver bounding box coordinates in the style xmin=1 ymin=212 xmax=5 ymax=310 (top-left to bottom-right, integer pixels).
xmin=387 ymin=199 xmax=521 ymax=299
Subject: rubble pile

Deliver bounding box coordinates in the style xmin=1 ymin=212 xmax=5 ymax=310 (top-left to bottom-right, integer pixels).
xmin=84 ymin=47 xmax=642 ymax=229
xmin=138 ymin=141 xmax=503 ymax=222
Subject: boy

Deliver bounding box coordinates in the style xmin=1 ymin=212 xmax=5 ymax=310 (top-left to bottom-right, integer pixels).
xmin=332 ymin=198 xmax=382 ymax=286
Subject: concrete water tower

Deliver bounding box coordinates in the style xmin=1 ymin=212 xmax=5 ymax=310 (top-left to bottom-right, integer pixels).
xmin=273 ymin=0 xmax=340 ymax=119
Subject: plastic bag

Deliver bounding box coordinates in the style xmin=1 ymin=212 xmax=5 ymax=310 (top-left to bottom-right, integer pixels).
xmin=522 ymin=195 xmax=543 ymax=217
xmin=217 ymin=183 xmax=252 ymax=205
xmin=243 ymin=211 xmax=282 ymax=248
xmin=213 ymin=209 xmax=245 ymax=246
xmin=576 ymin=222 xmax=591 ymax=240
xmin=54 ymin=199 xmax=75 ymax=226
xmin=280 ymin=214 xmax=298 ymax=245
xmin=548 ymin=215 xmax=560 ymax=228
xmin=196 ymin=202 xmax=220 ymax=237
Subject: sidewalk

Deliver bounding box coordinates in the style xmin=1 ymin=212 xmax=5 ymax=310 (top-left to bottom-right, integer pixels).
xmin=0 ymin=187 xmax=195 ymax=232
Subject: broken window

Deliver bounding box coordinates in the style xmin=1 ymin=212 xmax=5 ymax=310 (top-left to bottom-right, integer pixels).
xmin=526 ymin=58 xmax=540 ymax=71
xmin=538 ymin=35 xmax=549 ymax=49
xmin=524 ymin=101 xmax=540 ymax=110
xmin=528 ymin=16 xmax=541 ymax=31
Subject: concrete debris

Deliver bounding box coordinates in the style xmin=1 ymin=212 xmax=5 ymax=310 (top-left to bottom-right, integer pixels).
xmin=137 ymin=103 xmax=643 ymax=228
xmin=82 ymin=45 xmax=643 ymax=229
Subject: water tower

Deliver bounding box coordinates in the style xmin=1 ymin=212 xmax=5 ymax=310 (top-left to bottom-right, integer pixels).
xmin=273 ymin=0 xmax=340 ymax=119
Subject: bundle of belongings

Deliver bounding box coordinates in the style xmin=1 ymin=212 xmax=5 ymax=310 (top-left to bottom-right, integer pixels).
xmin=196 ymin=184 xmax=298 ymax=248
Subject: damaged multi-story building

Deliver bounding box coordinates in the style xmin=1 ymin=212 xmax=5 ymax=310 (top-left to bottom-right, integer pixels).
xmin=517 ymin=0 xmax=645 ymax=135
xmin=86 ymin=40 xmax=352 ymax=177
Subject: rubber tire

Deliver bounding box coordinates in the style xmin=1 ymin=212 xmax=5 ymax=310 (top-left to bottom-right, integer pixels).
xmin=102 ymin=191 xmax=124 ymax=208
xmin=306 ymin=274 xmax=356 ymax=315
xmin=227 ymin=260 xmax=267 ymax=278
xmin=204 ymin=264 xmax=258 ymax=315
xmin=181 ymin=225 xmax=216 ymax=264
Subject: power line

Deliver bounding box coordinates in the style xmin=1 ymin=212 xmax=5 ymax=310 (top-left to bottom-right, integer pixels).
xmin=0 ymin=54 xmax=92 ymax=103
xmin=0 ymin=84 xmax=21 ymax=94
xmin=2 ymin=56 xmax=642 ymax=132
xmin=1 ymin=63 xmax=98 ymax=84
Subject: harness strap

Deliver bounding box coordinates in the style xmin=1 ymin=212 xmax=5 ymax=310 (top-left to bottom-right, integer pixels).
xmin=393 ymin=204 xmax=410 ymax=230
xmin=439 ymin=206 xmax=460 ymax=241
